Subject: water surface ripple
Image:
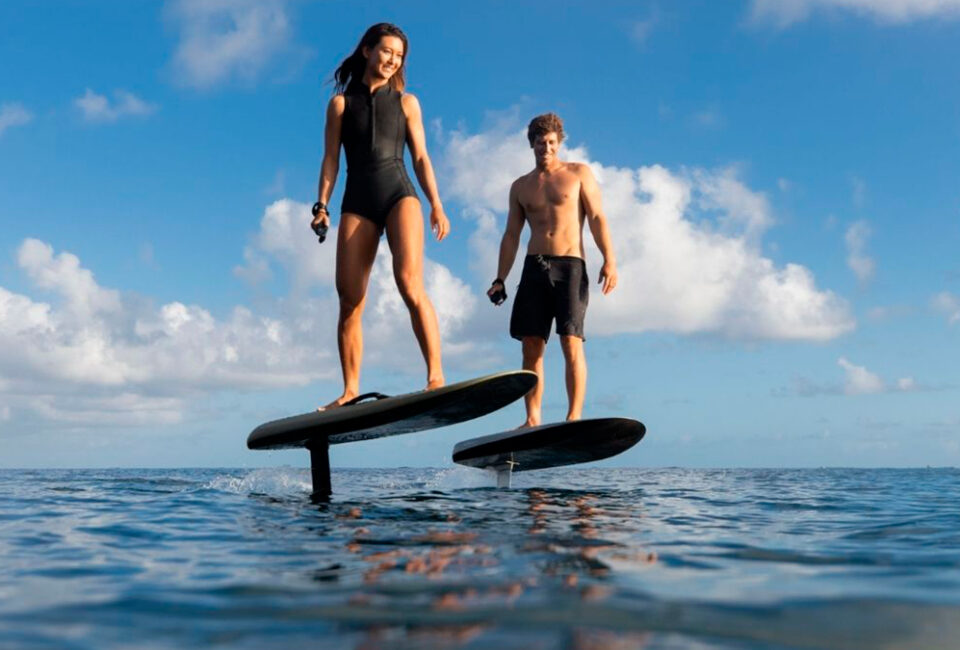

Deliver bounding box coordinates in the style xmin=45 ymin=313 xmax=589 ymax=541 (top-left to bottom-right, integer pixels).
xmin=1 ymin=467 xmax=957 ymax=649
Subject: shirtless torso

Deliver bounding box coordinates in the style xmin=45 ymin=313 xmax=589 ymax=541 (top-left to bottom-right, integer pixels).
xmin=511 ymin=161 xmax=591 ymax=258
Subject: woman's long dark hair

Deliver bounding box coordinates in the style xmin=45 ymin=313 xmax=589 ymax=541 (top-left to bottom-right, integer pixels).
xmin=333 ymin=23 xmax=408 ymax=94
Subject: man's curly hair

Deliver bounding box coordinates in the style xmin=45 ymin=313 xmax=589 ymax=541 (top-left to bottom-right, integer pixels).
xmin=527 ymin=113 xmax=565 ymax=147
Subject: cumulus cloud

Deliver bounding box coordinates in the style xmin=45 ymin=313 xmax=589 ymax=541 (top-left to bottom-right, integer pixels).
xmin=18 ymin=239 xmax=122 ymax=319
xmin=845 ymin=220 xmax=875 ymax=284
xmin=837 ymin=357 xmax=884 ymax=394
xmin=1 ymin=235 xmax=328 ymax=427
xmin=234 ymin=199 xmax=336 ymax=291
xmin=750 ymin=0 xmax=960 ymax=27
xmin=166 ymin=0 xmax=297 ymax=89
xmin=74 ymin=89 xmax=158 ymax=123
xmin=932 ymin=291 xmax=960 ymax=324
xmin=440 ymin=119 xmax=854 ymax=341
xmin=0 ymin=102 xmax=33 ymax=137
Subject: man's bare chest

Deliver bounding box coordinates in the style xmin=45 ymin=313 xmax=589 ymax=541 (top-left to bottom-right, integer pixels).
xmin=520 ymin=174 xmax=581 ymax=213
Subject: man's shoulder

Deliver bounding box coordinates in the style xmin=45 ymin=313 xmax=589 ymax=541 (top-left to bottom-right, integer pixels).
xmin=565 ymin=161 xmax=591 ymax=176
xmin=510 ymin=169 xmax=538 ymax=189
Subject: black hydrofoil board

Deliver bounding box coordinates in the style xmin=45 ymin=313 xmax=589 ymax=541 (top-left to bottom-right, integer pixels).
xmin=248 ymin=370 xmax=537 ymax=450
xmin=452 ymin=417 xmax=645 ymax=474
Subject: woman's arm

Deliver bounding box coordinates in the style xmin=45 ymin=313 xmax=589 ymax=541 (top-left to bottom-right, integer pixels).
xmin=402 ymin=93 xmax=449 ymax=241
xmin=313 ymin=96 xmax=345 ymax=229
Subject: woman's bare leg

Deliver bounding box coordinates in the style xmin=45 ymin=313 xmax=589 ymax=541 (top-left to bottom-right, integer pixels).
xmin=384 ymin=197 xmax=445 ymax=390
xmin=319 ymin=213 xmax=380 ymax=410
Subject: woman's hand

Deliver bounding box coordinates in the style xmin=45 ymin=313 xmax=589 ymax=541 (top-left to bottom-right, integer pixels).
xmin=430 ymin=203 xmax=450 ymax=241
xmin=310 ymin=210 xmax=330 ymax=233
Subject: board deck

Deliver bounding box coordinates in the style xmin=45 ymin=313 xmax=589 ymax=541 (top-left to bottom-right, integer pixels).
xmin=247 ymin=370 xmax=538 ymax=451
xmin=452 ymin=418 xmax=645 ymax=472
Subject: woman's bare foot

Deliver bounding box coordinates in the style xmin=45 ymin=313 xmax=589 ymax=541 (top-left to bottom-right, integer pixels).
xmin=317 ymin=390 xmax=358 ymax=412
xmin=516 ymin=418 xmax=539 ymax=430
xmin=425 ymin=376 xmax=445 ymax=391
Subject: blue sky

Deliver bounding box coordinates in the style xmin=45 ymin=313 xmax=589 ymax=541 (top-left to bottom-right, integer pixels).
xmin=1 ymin=0 xmax=958 ymax=470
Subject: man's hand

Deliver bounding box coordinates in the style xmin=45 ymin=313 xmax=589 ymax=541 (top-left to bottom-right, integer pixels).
xmin=487 ymin=279 xmax=507 ymax=306
xmin=599 ymin=260 xmax=618 ymax=295
xmin=430 ymin=204 xmax=450 ymax=241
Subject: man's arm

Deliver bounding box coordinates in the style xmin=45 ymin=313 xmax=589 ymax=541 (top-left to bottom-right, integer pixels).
xmin=578 ymin=164 xmax=618 ymax=295
xmin=488 ymin=180 xmax=526 ymax=305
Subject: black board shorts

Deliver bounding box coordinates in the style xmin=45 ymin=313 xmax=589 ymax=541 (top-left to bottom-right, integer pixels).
xmin=510 ymin=255 xmax=589 ymax=342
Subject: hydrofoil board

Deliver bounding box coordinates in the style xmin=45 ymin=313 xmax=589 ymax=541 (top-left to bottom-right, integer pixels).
xmin=452 ymin=418 xmax=645 ymax=486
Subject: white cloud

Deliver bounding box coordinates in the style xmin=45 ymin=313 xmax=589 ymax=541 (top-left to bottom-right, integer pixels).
xmin=0 ymin=102 xmax=33 ymax=137
xmin=18 ymin=239 xmax=122 ymax=319
xmin=897 ymin=377 xmax=916 ymax=391
xmin=784 ymin=359 xmax=924 ymax=396
xmin=74 ymin=89 xmax=158 ymax=123
xmin=235 ymin=199 xmax=336 ymax=291
xmin=750 ymin=0 xmax=960 ymax=27
xmin=694 ymin=166 xmax=773 ymax=240
xmin=440 ymin=120 xmax=854 ymax=341
xmin=932 ymin=291 xmax=960 ymax=324
xmin=0 ymin=233 xmax=343 ymax=427
xmin=167 ymin=0 xmax=295 ymax=89
xmin=845 ymin=220 xmax=875 ymax=284
xmin=838 ymin=357 xmax=884 ymax=394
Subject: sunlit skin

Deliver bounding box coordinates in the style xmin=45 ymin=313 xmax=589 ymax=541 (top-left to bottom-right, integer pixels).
xmin=313 ymin=35 xmax=449 ymax=410
xmin=489 ymin=131 xmax=618 ymax=427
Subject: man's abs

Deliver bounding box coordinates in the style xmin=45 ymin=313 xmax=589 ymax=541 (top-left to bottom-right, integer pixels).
xmin=524 ymin=214 xmax=585 ymax=257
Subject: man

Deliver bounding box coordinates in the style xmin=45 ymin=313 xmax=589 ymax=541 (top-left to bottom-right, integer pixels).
xmin=488 ymin=113 xmax=617 ymax=427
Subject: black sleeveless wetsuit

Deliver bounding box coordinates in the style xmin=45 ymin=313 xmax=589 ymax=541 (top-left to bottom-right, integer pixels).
xmin=340 ymin=81 xmax=418 ymax=232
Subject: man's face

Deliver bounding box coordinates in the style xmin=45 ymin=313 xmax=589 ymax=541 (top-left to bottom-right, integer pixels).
xmin=533 ymin=132 xmax=560 ymax=165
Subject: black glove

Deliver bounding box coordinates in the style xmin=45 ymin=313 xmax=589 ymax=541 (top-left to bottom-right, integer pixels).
xmin=488 ymin=279 xmax=507 ymax=305
xmin=313 ymin=221 xmax=328 ymax=244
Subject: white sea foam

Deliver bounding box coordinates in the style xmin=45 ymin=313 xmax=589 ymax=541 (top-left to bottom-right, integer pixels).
xmin=206 ymin=467 xmax=311 ymax=495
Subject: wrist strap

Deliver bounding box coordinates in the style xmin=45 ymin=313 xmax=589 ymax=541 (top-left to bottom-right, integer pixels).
xmin=492 ymin=278 xmax=504 ymax=286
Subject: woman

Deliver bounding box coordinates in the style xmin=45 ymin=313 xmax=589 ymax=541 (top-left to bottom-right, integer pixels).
xmin=311 ymin=23 xmax=449 ymax=410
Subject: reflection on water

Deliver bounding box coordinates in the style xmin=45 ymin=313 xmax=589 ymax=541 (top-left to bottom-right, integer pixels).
xmin=1 ymin=467 xmax=958 ymax=649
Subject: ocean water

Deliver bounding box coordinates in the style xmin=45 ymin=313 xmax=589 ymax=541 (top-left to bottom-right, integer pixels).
xmin=1 ymin=467 xmax=958 ymax=649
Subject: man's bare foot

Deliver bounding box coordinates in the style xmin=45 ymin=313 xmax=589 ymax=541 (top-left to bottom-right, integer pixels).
xmin=516 ymin=418 xmax=539 ymax=430
xmin=425 ymin=376 xmax=445 ymax=391
xmin=317 ymin=391 xmax=358 ymax=412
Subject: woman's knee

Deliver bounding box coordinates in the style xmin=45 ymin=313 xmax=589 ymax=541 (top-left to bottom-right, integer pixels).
xmin=336 ymin=285 xmax=366 ymax=316
xmin=395 ymin=272 xmax=425 ymax=306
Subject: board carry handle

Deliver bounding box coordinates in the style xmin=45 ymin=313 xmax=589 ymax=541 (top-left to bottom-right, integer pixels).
xmin=342 ymin=392 xmax=390 ymax=406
